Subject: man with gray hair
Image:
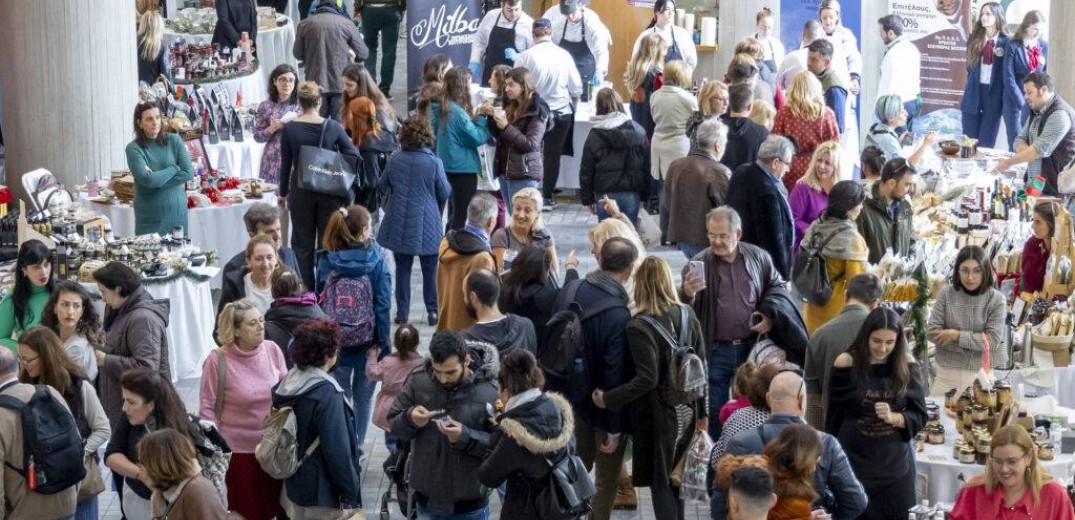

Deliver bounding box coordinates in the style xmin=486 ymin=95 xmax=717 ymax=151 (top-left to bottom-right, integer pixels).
xmin=222 ymin=202 xmax=301 ymax=279
xmin=665 ymin=118 xmax=732 ymax=258
xmin=728 ymin=135 xmax=795 ymax=280
xmin=436 ymin=193 xmax=499 ymax=331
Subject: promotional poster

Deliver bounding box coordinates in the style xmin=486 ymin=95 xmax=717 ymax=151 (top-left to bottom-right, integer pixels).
xmin=406 ymin=0 xmax=482 ymax=98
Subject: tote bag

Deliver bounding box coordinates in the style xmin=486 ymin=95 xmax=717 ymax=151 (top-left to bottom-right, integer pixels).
xmin=296 ymin=121 xmax=359 ymax=199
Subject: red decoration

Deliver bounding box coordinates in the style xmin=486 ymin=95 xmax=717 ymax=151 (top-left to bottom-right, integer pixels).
xmin=187 ymin=195 xmax=197 ymax=209
xmin=0 ymin=187 xmax=12 ymax=205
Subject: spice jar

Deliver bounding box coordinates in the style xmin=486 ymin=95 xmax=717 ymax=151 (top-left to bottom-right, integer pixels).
xmin=976 ymin=435 xmax=992 ymax=465
xmin=1039 ymin=443 xmax=1056 ymax=461
xmin=996 ymin=381 xmax=1013 ymax=407
xmin=952 ymin=440 xmax=966 ymax=459
xmin=959 ymin=446 xmax=977 ymax=464
xmin=981 ymin=388 xmax=998 ymax=411
xmin=928 ymin=425 xmax=946 ymax=445
xmin=972 ymin=405 xmax=989 ymax=422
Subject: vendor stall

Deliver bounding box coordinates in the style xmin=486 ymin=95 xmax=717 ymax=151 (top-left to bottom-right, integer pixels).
xmin=205 ymin=139 xmax=265 ymax=179
xmin=163 ymin=9 xmax=297 ymax=87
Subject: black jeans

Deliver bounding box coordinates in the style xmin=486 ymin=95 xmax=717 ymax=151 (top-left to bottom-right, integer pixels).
xmin=541 ymin=112 xmax=574 ymax=200
xmin=393 ymin=252 xmax=438 ymax=317
xmin=446 ymin=174 xmax=478 ymax=231
xmin=320 ymin=92 xmax=343 ymax=121
xmin=288 ymin=188 xmax=347 ymax=290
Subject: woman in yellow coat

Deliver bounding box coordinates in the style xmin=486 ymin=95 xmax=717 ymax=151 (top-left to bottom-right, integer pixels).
xmin=801 ymin=180 xmax=869 ymax=333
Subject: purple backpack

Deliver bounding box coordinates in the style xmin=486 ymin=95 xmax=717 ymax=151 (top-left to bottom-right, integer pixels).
xmin=319 ymin=272 xmax=376 ymax=349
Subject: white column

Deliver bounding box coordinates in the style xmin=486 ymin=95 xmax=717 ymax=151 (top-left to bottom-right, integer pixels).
xmin=717 ymin=0 xmax=771 ymax=81
xmin=1050 ymin=0 xmax=1075 ymax=104
xmin=0 ymin=0 xmax=140 ymax=200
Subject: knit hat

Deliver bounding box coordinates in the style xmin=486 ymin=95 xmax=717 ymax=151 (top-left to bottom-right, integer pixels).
xmin=875 ymin=94 xmax=903 ymax=123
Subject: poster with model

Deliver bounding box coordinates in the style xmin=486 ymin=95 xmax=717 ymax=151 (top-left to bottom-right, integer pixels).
xmin=406 ymin=0 xmax=483 ymax=98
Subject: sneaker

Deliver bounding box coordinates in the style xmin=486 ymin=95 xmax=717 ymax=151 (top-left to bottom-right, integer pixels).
xmin=543 ymin=198 xmax=557 ymax=211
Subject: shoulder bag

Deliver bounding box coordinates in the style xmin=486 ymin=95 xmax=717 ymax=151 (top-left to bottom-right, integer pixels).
xmin=296 ymin=121 xmax=360 ymax=199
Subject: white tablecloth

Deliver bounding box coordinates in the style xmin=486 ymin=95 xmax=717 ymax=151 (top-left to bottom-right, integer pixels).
xmin=1011 ymin=366 xmax=1075 ymax=409
xmin=77 ymin=192 xmax=277 ymax=288
xmin=205 ymin=137 xmax=265 ymax=179
xmin=555 ymin=102 xmax=593 ymax=190
xmin=163 ymin=20 xmax=297 ymax=87
xmin=177 ymin=70 xmax=266 ymax=107
xmin=915 ymin=397 xmax=1075 ymax=504
xmin=85 ymin=267 xmax=218 ymax=382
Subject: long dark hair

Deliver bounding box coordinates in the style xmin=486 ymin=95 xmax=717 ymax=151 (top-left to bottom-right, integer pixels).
xmin=12 ymin=240 xmax=53 ymax=331
xmin=341 ymin=64 xmax=396 ymax=126
xmin=846 ymin=307 xmax=911 ymax=395
xmin=18 ymin=327 xmax=89 ymax=437
xmin=646 ymin=0 xmax=673 ymax=29
xmin=823 ymin=180 xmax=866 ymax=220
xmin=40 ymin=281 xmax=106 ymax=349
xmin=120 ymin=368 xmax=200 ymax=438
xmin=438 ymin=67 xmax=475 ymax=128
xmin=499 ymin=246 xmax=551 ymax=309
xmin=132 ymin=101 xmax=167 ymax=147
xmin=504 ymin=67 xmax=537 ymax=125
xmin=267 ymin=64 xmax=299 ymax=103
xmin=967 ymin=3 xmax=1008 ymax=67
xmin=1013 ymin=10 xmax=1045 ymax=42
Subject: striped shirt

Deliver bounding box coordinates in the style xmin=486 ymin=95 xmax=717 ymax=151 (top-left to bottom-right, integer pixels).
xmin=1018 ymin=96 xmax=1074 ymax=178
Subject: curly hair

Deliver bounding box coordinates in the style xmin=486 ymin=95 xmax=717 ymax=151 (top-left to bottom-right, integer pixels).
xmin=40 ymin=281 xmax=105 ymax=350
xmin=399 ymin=115 xmax=435 ymax=150
xmin=291 ymin=319 xmax=341 ymax=368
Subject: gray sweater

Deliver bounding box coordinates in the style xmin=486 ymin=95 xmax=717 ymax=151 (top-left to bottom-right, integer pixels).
xmin=927 ymin=285 xmax=1009 ymax=371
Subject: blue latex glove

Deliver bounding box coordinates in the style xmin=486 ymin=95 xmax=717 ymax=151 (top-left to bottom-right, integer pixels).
xmin=592 ymin=73 xmax=604 ymax=87
xmin=504 ymin=48 xmax=518 ymax=62
xmin=468 ymin=61 xmax=482 ymax=78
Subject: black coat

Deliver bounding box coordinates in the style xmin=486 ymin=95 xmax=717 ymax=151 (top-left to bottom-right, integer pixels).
xmin=217 ymin=268 xmax=248 ymax=332
xmin=490 ymin=95 xmax=551 ymax=181
xmin=499 ymin=270 xmax=580 ymax=346
xmin=720 ymin=115 xmax=769 ymax=172
xmin=756 ymin=285 xmax=809 ymax=366
xmin=578 ymin=117 xmax=651 ymax=206
xmin=264 ymin=295 xmax=329 ymax=366
xmin=213 ymin=0 xmax=258 ymax=48
xmin=728 ymin=162 xmax=795 ymax=280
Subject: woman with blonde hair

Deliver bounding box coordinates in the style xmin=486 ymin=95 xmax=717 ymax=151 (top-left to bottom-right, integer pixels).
xmin=588 ymin=217 xmax=646 ymax=308
xmin=626 ymin=33 xmax=668 ymax=139
xmin=686 ymin=81 xmax=729 ymax=141
xmin=139 ymin=429 xmax=229 ymax=520
xmin=789 ymin=141 xmax=841 ymax=253
xmin=951 ymin=425 xmax=1075 ymax=519
xmin=749 ymin=100 xmax=776 ymax=130
xmin=492 ymin=188 xmax=558 ymax=275
xmin=137 ymin=7 xmax=170 ymax=85
xmin=651 ymin=60 xmax=698 ymax=245
xmin=772 ymin=71 xmax=838 ymax=191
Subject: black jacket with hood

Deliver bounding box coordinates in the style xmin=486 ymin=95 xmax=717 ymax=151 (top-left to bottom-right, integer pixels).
xmin=264 ymin=293 xmax=329 ymax=365
xmin=490 ymin=94 xmax=551 ymax=181
xmin=579 ymin=112 xmax=651 ymax=206
xmin=720 ymin=114 xmax=770 ymax=172
xmin=460 ymin=314 xmax=538 ymax=358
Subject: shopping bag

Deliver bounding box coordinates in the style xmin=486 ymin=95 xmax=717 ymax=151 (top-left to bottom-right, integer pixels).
xmin=677 ymin=429 xmax=714 ymax=502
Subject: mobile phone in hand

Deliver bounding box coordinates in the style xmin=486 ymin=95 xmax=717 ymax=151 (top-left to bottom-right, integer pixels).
xmin=689 ymin=260 xmax=705 ymax=280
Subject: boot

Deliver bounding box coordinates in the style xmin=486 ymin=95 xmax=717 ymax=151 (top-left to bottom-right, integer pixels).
xmin=612 ymin=462 xmax=638 ymax=510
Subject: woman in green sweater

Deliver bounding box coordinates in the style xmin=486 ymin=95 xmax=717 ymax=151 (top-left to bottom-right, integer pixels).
xmin=0 ymin=240 xmax=55 ymax=352
xmin=125 ymin=102 xmax=193 ymax=236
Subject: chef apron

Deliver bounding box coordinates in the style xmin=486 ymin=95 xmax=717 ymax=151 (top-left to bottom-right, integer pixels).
xmin=482 ymin=12 xmax=519 ymax=86
xmin=663 ymin=26 xmax=684 ymax=63
xmin=757 ymin=35 xmax=779 ymax=81
xmin=559 ymin=14 xmax=596 ymax=101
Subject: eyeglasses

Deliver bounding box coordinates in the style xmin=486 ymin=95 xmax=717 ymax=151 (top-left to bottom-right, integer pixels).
xmin=990 ymin=456 xmax=1026 ymax=468
xmin=18 ymin=355 xmax=37 ymax=366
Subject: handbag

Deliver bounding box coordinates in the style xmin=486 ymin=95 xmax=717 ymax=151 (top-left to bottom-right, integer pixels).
xmin=76 ymin=452 xmax=105 ymax=501
xmin=296 ymin=121 xmax=360 ymax=199
xmin=792 ymin=228 xmax=845 ymax=306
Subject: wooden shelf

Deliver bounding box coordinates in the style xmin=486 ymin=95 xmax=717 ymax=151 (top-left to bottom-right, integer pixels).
xmin=697 ymin=44 xmax=718 ymax=52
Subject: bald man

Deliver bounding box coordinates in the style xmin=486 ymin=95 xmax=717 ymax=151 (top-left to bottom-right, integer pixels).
xmin=711 ymin=370 xmax=868 ymax=520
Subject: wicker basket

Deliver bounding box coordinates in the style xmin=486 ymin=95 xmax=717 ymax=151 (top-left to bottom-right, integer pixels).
xmin=111 ymin=175 xmax=135 ymax=204
xmin=1032 ymin=333 xmax=1074 ymax=366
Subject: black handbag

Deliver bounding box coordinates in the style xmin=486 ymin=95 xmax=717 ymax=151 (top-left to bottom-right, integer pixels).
xmin=296 ymin=121 xmax=360 ymax=199
xmin=792 ymin=228 xmax=845 ymax=307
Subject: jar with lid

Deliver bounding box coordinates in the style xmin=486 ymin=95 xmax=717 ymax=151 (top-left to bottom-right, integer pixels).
xmin=981 ymin=389 xmax=998 ymax=411
xmin=961 ymin=407 xmax=973 ymax=428
xmin=945 ymin=388 xmax=959 ymax=411
xmin=927 ymin=425 xmax=946 ymax=445
xmin=1039 ymin=442 xmax=1056 ymax=461
xmin=995 ymin=381 xmax=1012 ymax=407
xmin=972 ymin=404 xmax=989 ymax=422
xmin=976 ymin=435 xmax=992 ymax=465
xmin=959 ymin=445 xmax=977 ymax=464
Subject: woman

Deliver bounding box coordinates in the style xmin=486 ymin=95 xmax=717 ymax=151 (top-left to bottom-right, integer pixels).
xmin=928 ymin=245 xmax=1009 ymax=392
xmin=125 ymin=101 xmax=194 ymax=236
xmin=734 ymin=39 xmax=777 ymax=96
xmin=754 ymin=7 xmax=785 ymax=89
xmin=18 ymin=327 xmax=110 ymax=520
xmin=859 ymin=145 xmax=885 ymax=189
xmin=222 ymin=235 xmax=279 ymax=320
xmin=377 ymin=116 xmax=450 ymax=326
xmin=92 ymin=261 xmax=170 ymax=426
xmin=827 ymin=307 xmax=928 ymax=519
xmin=632 ymin=0 xmax=697 ymax=70
xmin=315 ymin=205 xmax=391 ymax=461
xmin=790 ymin=141 xmax=841 ymax=254
xmin=961 ymin=2 xmax=1008 ymax=149
xmin=651 ymin=60 xmax=698 ymax=243
xmin=589 ymin=217 xmax=646 ymax=307
xmin=727 ymin=53 xmax=777 ymax=110
xmin=264 ymin=267 xmax=328 ymax=364
xmin=1022 ymin=201 xmax=1056 ymax=294
xmin=951 ymin=424 xmax=1075 ymax=520
xmin=140 ymin=430 xmax=230 ymax=520
xmin=412 ymin=53 xmax=452 ymax=116
xmin=0 ymin=240 xmax=54 ymax=351
xmin=136 ymin=7 xmax=170 ymax=85
xmin=772 ymin=72 xmax=839 ymax=192
xmin=40 ymin=281 xmax=104 ymax=381
xmin=765 ymin=423 xmax=824 ymax=520
xmin=800 ymin=180 xmax=868 ymax=334
xmin=105 ymin=368 xmax=205 ymax=519
xmin=595 ymin=257 xmax=707 ymax=519
xmin=818 ymin=0 xmax=862 ymax=99
xmin=1003 ymin=10 xmax=1048 ymax=149
xmin=279 ymin=81 xmax=359 ymax=290
xmin=199 ymin=300 xmax=287 ymax=520
xmin=625 ymin=33 xmax=668 ymax=140
xmin=712 ymin=362 xmax=782 ymax=458
xmin=253 ymin=64 xmax=300 ymax=185
xmin=345 ymin=96 xmax=398 ymax=217
xmin=492 ymin=188 xmax=558 ymax=274
xmin=212 ymin=0 xmax=258 ymax=49
xmin=430 ymin=67 xmax=491 ymax=231
xmin=480 ymin=67 xmax=549 ymax=211
xmin=865 ymin=95 xmax=936 ymax=168
xmin=685 ymin=81 xmax=730 ymax=142
xmin=477 ymin=350 xmax=574 ymax=519
xmin=750 ymin=100 xmax=776 ymax=130
xmin=341 ymin=63 xmax=398 ymax=134
xmin=579 ymin=87 xmax=650 ymax=224
xmin=272 ymin=320 xmax=361 ymax=517
xmin=500 ymin=246 xmax=579 ymax=346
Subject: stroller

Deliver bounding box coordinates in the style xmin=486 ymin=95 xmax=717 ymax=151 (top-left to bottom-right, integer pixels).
xmin=379 ymin=440 xmax=415 ymax=519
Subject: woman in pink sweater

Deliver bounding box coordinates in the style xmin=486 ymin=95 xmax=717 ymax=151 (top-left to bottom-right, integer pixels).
xmin=199 ymin=299 xmax=287 ymax=520
xmin=366 ymin=324 xmax=425 ymax=452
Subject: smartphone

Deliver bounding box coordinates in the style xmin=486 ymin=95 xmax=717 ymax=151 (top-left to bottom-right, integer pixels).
xmin=689 ymin=260 xmax=705 ymax=280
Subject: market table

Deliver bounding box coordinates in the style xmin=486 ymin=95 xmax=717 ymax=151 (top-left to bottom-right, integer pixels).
xmin=205 ymin=137 xmax=265 ymax=179
xmin=176 ymin=69 xmax=266 ymax=107
xmin=163 ymin=19 xmax=297 ymax=88
xmin=84 ymin=267 xmax=218 ymax=382
xmin=1011 ymin=365 xmax=1075 ymax=409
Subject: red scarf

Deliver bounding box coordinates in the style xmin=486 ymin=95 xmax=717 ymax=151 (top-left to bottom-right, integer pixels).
xmin=1027 ymin=45 xmax=1042 ymax=71
xmin=982 ymin=39 xmax=996 ymax=65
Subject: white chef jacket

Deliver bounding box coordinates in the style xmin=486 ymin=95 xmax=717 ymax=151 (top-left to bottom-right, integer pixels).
xmin=551 ymin=8 xmax=611 ymax=75
xmin=514 ymin=40 xmax=583 ymax=113
xmin=877 ymin=37 xmax=921 ymax=103
xmin=469 ymin=8 xmax=535 ymax=65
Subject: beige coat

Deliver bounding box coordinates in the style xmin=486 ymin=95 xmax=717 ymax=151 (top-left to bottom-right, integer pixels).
xmin=0 ymin=381 xmax=77 ymax=520
xmin=150 ymin=474 xmax=229 ymax=520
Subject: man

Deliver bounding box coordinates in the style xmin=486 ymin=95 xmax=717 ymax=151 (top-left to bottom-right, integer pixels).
xmin=356 ymin=0 xmax=404 ymax=95
xmin=437 ymin=193 xmax=498 ymax=332
xmin=807 ymin=38 xmax=848 ymax=133
xmin=776 ymin=20 xmax=824 ymax=91
xmin=551 ymin=0 xmax=610 ymax=100
xmin=223 ymin=202 xmax=301 ymax=278
xmin=728 ymin=466 xmax=777 ymax=520
xmin=857 ymin=158 xmax=915 ymax=264
xmin=720 ymin=84 xmax=770 ymax=172
xmin=560 ymin=237 xmax=635 ymax=520
xmin=877 ymin=14 xmax=921 ymax=132
xmin=666 ymin=118 xmax=731 ymax=259
xmin=516 ymin=18 xmax=583 ymax=209
xmin=727 ymin=135 xmax=795 ymax=280
xmin=803 ymin=273 xmax=882 ymax=429
xmin=468 ymin=0 xmax=534 ymax=86
xmin=459 ymin=268 xmax=537 ymax=356
xmin=680 ymin=206 xmax=785 ymax=437
xmin=388 ymin=330 xmax=498 ymax=519
xmin=0 ymin=348 xmax=78 ymax=519
xmin=294 ymin=0 xmax=369 ymax=119
xmin=713 ymin=371 xmax=868 ymax=520
xmin=996 ymin=72 xmax=1075 ymax=196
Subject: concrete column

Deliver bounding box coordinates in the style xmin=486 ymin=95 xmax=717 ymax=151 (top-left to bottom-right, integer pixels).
xmin=1050 ymin=0 xmax=1075 ymax=103
xmin=0 ymin=0 xmax=140 ymax=200
xmin=717 ymin=0 xmax=771 ymax=82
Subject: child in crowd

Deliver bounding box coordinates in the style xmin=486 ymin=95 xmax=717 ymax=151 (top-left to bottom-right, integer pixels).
xmin=366 ymin=324 xmax=425 ymax=452
xmin=719 ymin=361 xmax=756 ymax=424
xmin=749 ymin=100 xmax=777 ymax=130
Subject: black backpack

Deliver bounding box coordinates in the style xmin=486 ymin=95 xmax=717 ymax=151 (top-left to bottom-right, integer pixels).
xmin=0 ymin=385 xmax=85 ymax=494
xmin=791 ymin=228 xmax=844 ymax=306
xmin=543 ymin=280 xmax=623 ymax=403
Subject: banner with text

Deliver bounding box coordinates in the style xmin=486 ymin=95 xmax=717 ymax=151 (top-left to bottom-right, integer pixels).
xmin=406 ymin=0 xmax=482 ymax=99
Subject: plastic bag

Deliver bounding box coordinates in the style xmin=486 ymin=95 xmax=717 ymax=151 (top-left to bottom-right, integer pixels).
xmin=678 ymin=430 xmax=714 ymax=502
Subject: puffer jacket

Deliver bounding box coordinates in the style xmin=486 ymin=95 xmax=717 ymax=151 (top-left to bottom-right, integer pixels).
xmin=855 ymin=182 xmax=912 ymax=264
xmin=377 ymin=147 xmax=451 ymax=256
xmin=315 ymin=240 xmax=392 ymax=351
xmin=579 ymin=112 xmax=651 ymax=206
xmin=100 ymin=287 xmax=171 ymax=425
xmin=477 ymin=391 xmax=575 ymax=520
xmin=429 ymin=99 xmax=490 ymax=174
xmin=264 ymin=293 xmax=329 ymax=365
xmin=491 ymin=94 xmax=551 ymax=181
xmin=388 ymin=341 xmax=499 ymax=516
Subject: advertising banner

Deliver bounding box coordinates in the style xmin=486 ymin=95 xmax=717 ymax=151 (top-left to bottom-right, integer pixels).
xmin=779 ymin=0 xmax=862 ymax=60
xmin=889 ymin=0 xmax=972 ymax=119
xmin=406 ymin=0 xmax=483 ymax=98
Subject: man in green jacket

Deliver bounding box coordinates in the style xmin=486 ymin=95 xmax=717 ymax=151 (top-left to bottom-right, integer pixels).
xmin=856 ymin=157 xmax=915 ymax=263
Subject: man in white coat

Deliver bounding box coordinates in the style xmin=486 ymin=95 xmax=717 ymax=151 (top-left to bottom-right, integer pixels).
xmin=877 ymin=14 xmax=921 ymax=132
xmin=468 ymin=0 xmax=534 ymax=86
xmin=551 ymin=0 xmax=610 ymax=98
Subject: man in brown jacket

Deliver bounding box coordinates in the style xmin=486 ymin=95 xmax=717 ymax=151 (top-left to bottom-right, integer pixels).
xmin=0 ymin=348 xmax=77 ymax=519
xmin=666 ymin=117 xmax=732 ymax=259
xmin=436 ymin=193 xmax=499 ymax=331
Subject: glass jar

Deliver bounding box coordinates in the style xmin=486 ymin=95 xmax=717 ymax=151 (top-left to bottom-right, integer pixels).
xmin=945 ymin=388 xmax=959 ymax=411
xmin=976 ymin=436 xmax=992 ymax=465
xmin=981 ymin=389 xmax=998 ymax=411
xmin=928 ymin=425 xmax=946 ymax=445
xmin=996 ymin=381 xmax=1012 ymax=407
xmin=959 ymin=446 xmax=977 ymax=464
xmin=1039 ymin=443 xmax=1056 ymax=461
xmin=972 ymin=405 xmax=989 ymax=422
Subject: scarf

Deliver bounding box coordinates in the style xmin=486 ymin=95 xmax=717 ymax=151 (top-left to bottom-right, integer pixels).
xmin=815 ymin=67 xmax=847 ymax=93
xmin=1027 ymin=45 xmax=1042 ymax=72
xmin=584 ymin=270 xmax=630 ymax=305
xmin=504 ymin=388 xmax=542 ymax=413
xmin=982 ymin=39 xmax=996 ymax=65
xmin=590 ymin=111 xmax=633 ymax=130
xmin=802 ymin=216 xmax=869 ymax=262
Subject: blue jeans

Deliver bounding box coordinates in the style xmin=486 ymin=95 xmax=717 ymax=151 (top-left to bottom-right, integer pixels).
xmin=338 ymin=348 xmax=378 ymax=460
xmin=678 ymin=242 xmax=707 ymax=259
xmin=708 ymin=340 xmax=754 ymax=439
xmin=74 ymin=497 xmax=98 ymax=520
xmin=416 ymin=505 xmax=491 ymax=520
xmin=595 ymin=191 xmax=640 ymax=225
xmin=393 ymin=252 xmax=438 ymax=318
xmin=500 ymin=178 xmax=539 ymax=214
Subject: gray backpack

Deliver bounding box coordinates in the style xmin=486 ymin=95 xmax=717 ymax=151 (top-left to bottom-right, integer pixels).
xmin=638 ymin=305 xmax=707 ymax=406
xmin=255 ymin=405 xmax=320 ymax=479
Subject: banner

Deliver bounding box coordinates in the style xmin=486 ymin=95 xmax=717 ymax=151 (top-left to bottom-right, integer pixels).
xmin=887 ymin=0 xmax=972 ymax=122
xmin=406 ymin=0 xmax=483 ymax=99
xmin=779 ymin=0 xmax=862 ymax=59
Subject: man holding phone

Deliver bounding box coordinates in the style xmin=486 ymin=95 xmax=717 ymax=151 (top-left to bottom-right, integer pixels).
xmin=680 ymin=206 xmax=787 ymax=438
